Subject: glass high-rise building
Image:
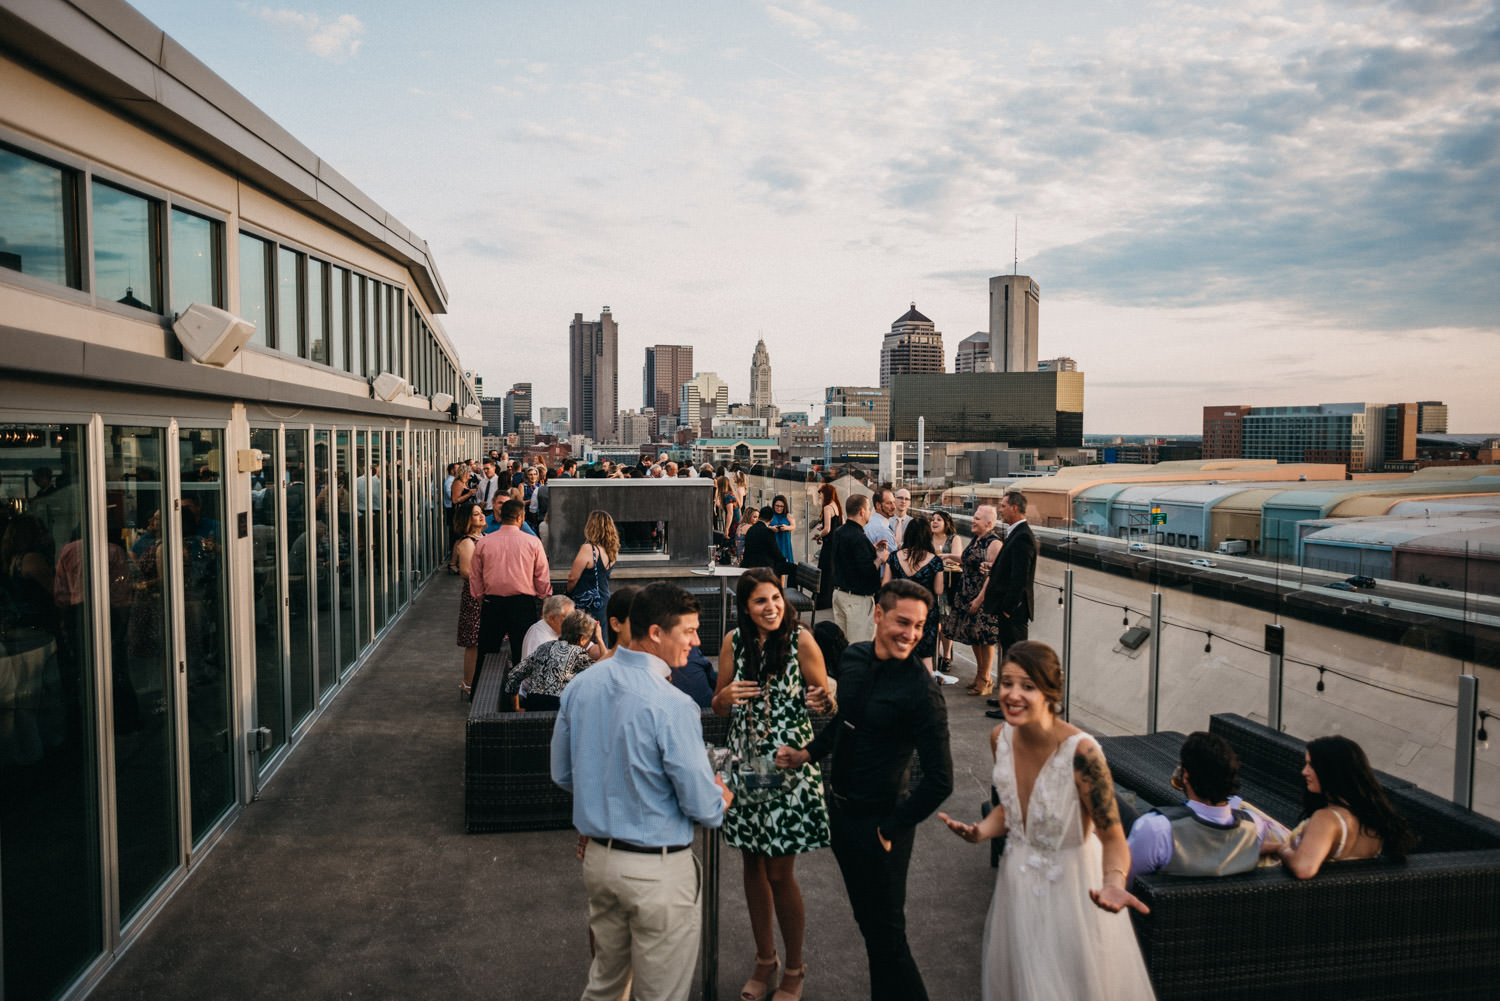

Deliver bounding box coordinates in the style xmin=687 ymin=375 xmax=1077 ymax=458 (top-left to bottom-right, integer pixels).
xmin=570 ymin=309 xmax=618 ymax=441
xmin=644 ymin=344 xmax=693 ymax=418
xmin=888 ymin=371 xmax=1084 ymax=447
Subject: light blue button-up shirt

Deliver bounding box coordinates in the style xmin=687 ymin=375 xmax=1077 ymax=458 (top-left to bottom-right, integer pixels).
xmin=552 ymin=644 xmax=726 ymax=845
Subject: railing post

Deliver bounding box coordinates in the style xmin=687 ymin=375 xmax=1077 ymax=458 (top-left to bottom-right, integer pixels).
xmin=700 ymin=825 xmax=720 ymax=1000
xmin=1266 ymin=624 xmax=1285 ymax=732
xmin=1455 ymin=674 xmax=1478 ymax=809
xmin=1147 ymin=591 xmax=1162 ymax=734
xmin=1061 ymin=569 xmax=1074 ymax=722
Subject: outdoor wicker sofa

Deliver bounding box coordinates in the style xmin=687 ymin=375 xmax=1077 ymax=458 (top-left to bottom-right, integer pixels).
xmin=1099 ymin=713 xmax=1500 ymax=1001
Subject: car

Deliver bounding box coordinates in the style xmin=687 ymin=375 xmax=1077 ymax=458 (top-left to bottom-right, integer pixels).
xmin=1346 ymin=575 xmax=1376 ymax=589
xmin=1189 ymin=558 xmax=1217 ymax=568
xmin=1323 ymin=581 xmax=1358 ymax=591
xmin=1129 ymin=543 xmax=1149 ymax=553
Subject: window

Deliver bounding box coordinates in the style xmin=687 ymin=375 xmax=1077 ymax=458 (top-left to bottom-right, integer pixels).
xmin=307 ymin=258 xmax=327 ymax=364
xmin=277 ymin=245 xmax=303 ymax=356
xmin=0 ymin=142 xmax=81 ymax=288
xmin=92 ymin=180 xmax=161 ymax=312
xmin=239 ymin=233 xmax=273 ymax=346
xmin=169 ymin=207 xmax=222 ymax=313
xmin=349 ymin=274 xmax=364 ymax=375
xmin=329 ymin=265 xmax=347 ymax=371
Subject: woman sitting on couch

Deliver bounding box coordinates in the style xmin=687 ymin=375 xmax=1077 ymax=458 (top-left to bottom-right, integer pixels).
xmin=1262 ymin=735 xmax=1414 ymax=878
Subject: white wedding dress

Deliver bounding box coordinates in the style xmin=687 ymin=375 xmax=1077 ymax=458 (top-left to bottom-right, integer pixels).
xmin=983 ymin=728 xmax=1157 ymax=1001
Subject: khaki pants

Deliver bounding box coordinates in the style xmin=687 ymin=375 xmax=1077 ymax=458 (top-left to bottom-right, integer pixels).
xmin=833 ymin=589 xmax=875 ymax=643
xmin=581 ymin=845 xmax=701 ymax=1001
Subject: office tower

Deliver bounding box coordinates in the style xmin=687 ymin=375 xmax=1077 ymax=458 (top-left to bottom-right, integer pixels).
xmin=539 ymin=406 xmax=567 ymax=424
xmin=1202 ymin=405 xmax=1251 ymax=459
xmin=480 ymin=396 xmax=505 ymax=437
xmin=1242 ymin=403 xmax=1372 ymax=473
xmin=502 ymin=382 xmax=532 ymax=434
xmin=570 ymin=308 xmax=618 ymax=441
xmin=888 ymin=371 xmax=1084 ymax=447
xmin=826 ymin=385 xmax=891 ymax=441
xmin=679 ymin=372 xmax=729 ymax=436
xmin=644 ymin=344 xmax=694 ymax=418
xmin=1417 ymin=401 xmax=1449 ymax=433
xmin=618 ymin=409 xmax=653 ymax=446
xmin=954 ymin=332 xmax=993 ymax=373
xmin=750 ymin=338 xmax=773 ymax=405
xmin=989 ymin=275 xmax=1040 ymax=373
xmin=1038 ymin=356 xmax=1077 ymax=372
xmin=879 ymin=303 xmax=945 ymax=388
xmin=517 ymin=420 xmax=537 ymax=448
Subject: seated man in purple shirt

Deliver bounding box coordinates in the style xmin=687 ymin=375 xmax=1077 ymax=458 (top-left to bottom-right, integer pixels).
xmin=1127 ymin=731 xmax=1274 ymax=882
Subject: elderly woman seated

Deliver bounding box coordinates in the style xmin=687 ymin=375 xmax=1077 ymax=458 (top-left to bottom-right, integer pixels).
xmin=503 ymin=609 xmax=596 ymax=712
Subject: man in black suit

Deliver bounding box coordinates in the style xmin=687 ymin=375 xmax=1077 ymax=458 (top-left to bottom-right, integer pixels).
xmin=982 ymin=491 xmax=1036 ymax=719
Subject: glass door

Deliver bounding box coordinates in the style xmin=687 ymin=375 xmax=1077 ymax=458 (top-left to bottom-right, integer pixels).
xmin=248 ymin=428 xmax=286 ymax=765
xmin=178 ymin=428 xmax=234 ymax=843
xmin=314 ymin=430 xmax=339 ymax=695
xmin=1 ymin=421 xmax=102 ymax=1001
xmin=285 ymin=429 xmax=315 ymax=726
xmin=104 ymin=424 xmax=178 ymax=921
xmin=338 ymin=430 xmax=360 ymax=674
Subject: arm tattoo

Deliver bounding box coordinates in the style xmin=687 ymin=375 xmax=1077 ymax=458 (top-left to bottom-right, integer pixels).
xmin=1074 ymin=747 xmax=1121 ymax=833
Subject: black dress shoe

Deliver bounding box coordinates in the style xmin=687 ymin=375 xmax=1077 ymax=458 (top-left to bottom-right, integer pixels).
xmin=987 ymin=698 xmax=1000 ymax=708
xmin=985 ymin=708 xmax=1006 ymax=720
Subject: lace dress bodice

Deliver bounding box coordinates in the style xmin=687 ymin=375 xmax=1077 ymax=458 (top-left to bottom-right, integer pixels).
xmin=992 ymin=729 xmax=1090 ymax=892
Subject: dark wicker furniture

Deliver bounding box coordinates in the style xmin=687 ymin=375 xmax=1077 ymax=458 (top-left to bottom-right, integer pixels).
xmin=1099 ymin=713 xmax=1500 ymax=1001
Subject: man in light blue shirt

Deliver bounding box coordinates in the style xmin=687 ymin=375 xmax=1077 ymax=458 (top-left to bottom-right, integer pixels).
xmin=865 ymin=485 xmax=899 ymax=551
xmin=552 ymin=582 xmax=732 ymax=1001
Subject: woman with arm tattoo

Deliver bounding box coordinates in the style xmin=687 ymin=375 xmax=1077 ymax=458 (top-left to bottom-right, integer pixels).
xmin=939 ymin=641 xmax=1157 ymax=1000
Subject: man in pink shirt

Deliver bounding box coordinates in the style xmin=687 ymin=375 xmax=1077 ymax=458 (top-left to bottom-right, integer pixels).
xmin=470 ymin=498 xmax=552 ymax=687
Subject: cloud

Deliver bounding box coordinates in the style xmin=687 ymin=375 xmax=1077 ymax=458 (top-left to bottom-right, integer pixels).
xmin=724 ymin=0 xmax=1500 ymax=331
xmin=760 ymin=0 xmax=860 ymax=39
xmin=249 ymin=7 xmax=364 ymax=61
xmin=507 ymin=122 xmax=610 ymax=151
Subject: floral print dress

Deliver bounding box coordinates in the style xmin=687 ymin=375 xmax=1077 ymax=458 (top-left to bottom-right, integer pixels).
xmin=722 ymin=627 xmax=831 ymax=857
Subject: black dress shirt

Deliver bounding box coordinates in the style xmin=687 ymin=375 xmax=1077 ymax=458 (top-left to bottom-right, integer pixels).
xmin=740 ymin=522 xmax=791 ymax=573
xmin=803 ymin=641 xmax=953 ymax=835
xmin=827 ymin=520 xmax=880 ymax=595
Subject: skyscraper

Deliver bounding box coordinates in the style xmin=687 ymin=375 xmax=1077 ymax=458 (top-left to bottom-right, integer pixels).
xmin=954 ymin=331 xmax=993 ymax=373
xmin=570 ymin=308 xmax=618 ymax=442
xmin=502 ymin=382 xmax=532 ymax=434
xmin=989 ymin=275 xmax=1040 ymax=373
xmin=826 ymin=385 xmax=891 ymax=441
xmin=680 ymin=372 xmax=729 ymax=436
xmin=878 ymin=303 xmax=945 ymax=388
xmin=643 ymin=344 xmax=694 ymax=419
xmin=750 ymin=339 xmax=772 ymax=408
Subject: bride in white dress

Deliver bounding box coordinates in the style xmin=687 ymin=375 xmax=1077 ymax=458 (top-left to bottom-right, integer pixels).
xmin=939 ymin=641 xmax=1157 ymax=1001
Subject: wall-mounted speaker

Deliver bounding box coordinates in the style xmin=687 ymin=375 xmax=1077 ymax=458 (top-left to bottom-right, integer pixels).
xmin=174 ymin=303 xmax=255 ymax=366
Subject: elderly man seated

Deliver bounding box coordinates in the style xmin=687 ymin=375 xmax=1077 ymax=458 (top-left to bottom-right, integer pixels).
xmin=504 ymin=610 xmax=596 ymax=712
xmin=523 ymin=594 xmax=603 ymax=661
xmin=1127 ymin=731 xmax=1274 ymax=882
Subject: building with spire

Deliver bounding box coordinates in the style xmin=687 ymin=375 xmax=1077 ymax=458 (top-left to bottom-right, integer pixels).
xmin=570 ymin=308 xmax=618 ymax=442
xmin=749 ymin=338 xmax=779 ymax=424
xmin=879 ymin=303 xmax=945 ymax=388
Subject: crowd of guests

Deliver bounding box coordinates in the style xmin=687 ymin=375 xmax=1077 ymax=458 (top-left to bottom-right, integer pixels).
xmin=437 ymin=457 xmax=1420 ymax=1001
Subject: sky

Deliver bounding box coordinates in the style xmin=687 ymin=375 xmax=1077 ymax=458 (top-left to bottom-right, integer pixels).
xmin=129 ymin=0 xmax=1499 ymax=434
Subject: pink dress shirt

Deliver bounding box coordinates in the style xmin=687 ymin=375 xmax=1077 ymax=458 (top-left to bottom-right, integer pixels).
xmin=468 ymin=524 xmax=552 ymax=600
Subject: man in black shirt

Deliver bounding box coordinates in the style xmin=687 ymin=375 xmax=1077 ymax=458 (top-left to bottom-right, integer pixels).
xmin=826 ymin=493 xmax=887 ymax=643
xmin=776 ymin=579 xmax=952 ymax=1001
xmin=740 ymin=505 xmax=793 ymax=578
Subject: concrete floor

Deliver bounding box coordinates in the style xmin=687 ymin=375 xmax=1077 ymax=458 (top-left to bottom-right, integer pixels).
xmin=87 ymin=575 xmax=1013 ymax=1001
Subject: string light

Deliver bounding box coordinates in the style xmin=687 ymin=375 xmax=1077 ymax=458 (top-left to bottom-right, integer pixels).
xmin=1316 ymin=667 xmax=1326 ymax=693
xmin=1479 ymin=711 xmax=1490 ymax=750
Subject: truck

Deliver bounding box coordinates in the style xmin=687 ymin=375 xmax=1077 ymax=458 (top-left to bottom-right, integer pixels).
xmin=1215 ymin=539 xmax=1250 ymax=555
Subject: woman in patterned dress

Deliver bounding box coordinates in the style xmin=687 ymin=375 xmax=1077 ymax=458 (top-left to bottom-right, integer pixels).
xmin=453 ymin=502 xmax=486 ymax=699
xmin=943 ymin=504 xmax=1005 ymax=696
xmin=713 ymin=567 xmax=833 ymax=1001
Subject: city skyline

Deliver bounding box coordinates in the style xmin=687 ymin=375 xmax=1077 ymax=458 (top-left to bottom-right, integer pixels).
xmin=128 ymin=0 xmax=1499 ymax=434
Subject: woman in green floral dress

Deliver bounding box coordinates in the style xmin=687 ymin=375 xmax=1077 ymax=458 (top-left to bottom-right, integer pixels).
xmin=713 ymin=567 xmax=833 ymax=1001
